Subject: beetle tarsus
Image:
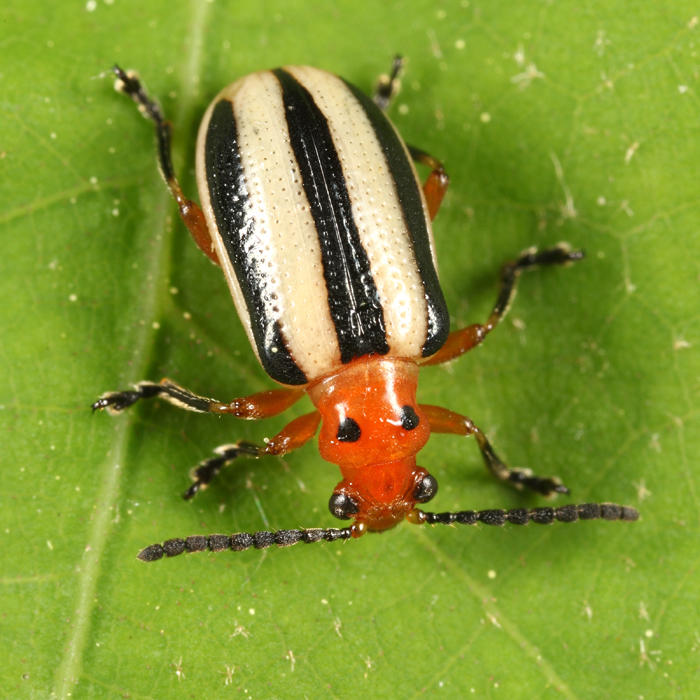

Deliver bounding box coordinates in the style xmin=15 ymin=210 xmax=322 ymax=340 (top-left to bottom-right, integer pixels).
xmin=423 ymin=407 xmax=571 ymax=498
xmin=91 ymin=381 xmax=165 ymax=414
xmin=373 ymin=54 xmax=404 ymax=110
xmin=183 ymin=442 xmax=263 ymax=500
xmin=91 ymin=389 xmax=143 ymax=413
xmin=506 ymin=469 xmax=570 ymax=497
xmin=493 ymin=244 xmax=585 ymax=320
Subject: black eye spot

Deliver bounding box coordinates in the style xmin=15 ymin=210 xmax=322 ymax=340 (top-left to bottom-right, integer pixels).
xmin=414 ymin=473 xmax=438 ymax=503
xmin=328 ymin=492 xmax=359 ymax=520
xmin=400 ymin=405 xmax=420 ymax=431
xmin=337 ymin=417 xmax=361 ymax=442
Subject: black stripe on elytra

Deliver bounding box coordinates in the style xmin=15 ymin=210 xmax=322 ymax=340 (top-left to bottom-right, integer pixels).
xmin=342 ymin=80 xmax=450 ymax=357
xmin=273 ymin=68 xmax=389 ymax=364
xmin=204 ymin=98 xmax=307 ymax=385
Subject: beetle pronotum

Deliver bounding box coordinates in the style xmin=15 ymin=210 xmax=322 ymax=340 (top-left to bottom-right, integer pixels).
xmin=95 ymin=58 xmax=638 ymax=561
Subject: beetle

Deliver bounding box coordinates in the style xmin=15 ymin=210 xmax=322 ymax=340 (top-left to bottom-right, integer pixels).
xmin=95 ymin=58 xmax=638 ymax=561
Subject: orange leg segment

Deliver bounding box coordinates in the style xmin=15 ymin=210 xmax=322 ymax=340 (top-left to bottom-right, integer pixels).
xmin=421 ymin=404 xmax=568 ymax=496
xmin=409 ymin=145 xmax=449 ymax=220
xmin=169 ymin=180 xmax=219 ymax=264
xmin=210 ymin=387 xmax=306 ymax=418
xmin=259 ymin=411 xmax=322 ymax=456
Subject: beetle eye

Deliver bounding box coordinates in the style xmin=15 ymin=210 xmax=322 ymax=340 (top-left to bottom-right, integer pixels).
xmin=337 ymin=417 xmax=361 ymax=442
xmin=400 ymin=405 xmax=420 ymax=431
xmin=328 ymin=492 xmax=359 ymax=520
xmin=414 ymin=473 xmax=438 ymax=503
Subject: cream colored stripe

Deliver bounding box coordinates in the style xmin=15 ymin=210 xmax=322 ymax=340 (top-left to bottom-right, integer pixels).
xmin=287 ymin=65 xmax=429 ymax=359
xmin=196 ymin=72 xmax=340 ymax=381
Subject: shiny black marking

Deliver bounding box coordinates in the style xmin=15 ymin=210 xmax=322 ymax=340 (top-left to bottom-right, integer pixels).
xmin=204 ymin=99 xmax=307 ymax=385
xmin=400 ymin=405 xmax=420 ymax=430
xmin=337 ymin=417 xmax=361 ymax=442
xmin=328 ymin=492 xmax=360 ymax=520
xmin=414 ymin=473 xmax=438 ymax=503
xmin=342 ymin=80 xmax=450 ymax=357
xmin=273 ymin=68 xmax=389 ymax=364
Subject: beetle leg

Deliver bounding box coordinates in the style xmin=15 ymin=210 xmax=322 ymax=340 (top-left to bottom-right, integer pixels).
xmin=422 ymin=244 xmax=584 ymax=365
xmin=408 ymin=145 xmax=450 ymax=220
xmin=371 ymin=56 xmax=449 ymax=219
xmin=373 ymin=54 xmax=404 ymax=110
xmin=184 ymin=411 xmax=321 ymax=499
xmin=92 ymin=379 xmax=305 ymax=417
xmin=112 ymin=65 xmax=219 ymax=264
xmin=420 ymin=404 xmax=569 ymax=496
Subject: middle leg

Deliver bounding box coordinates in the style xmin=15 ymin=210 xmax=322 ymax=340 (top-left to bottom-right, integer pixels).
xmin=423 ymin=244 xmax=584 ymax=366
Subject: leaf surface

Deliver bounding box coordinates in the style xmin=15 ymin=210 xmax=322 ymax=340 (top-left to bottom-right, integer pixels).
xmin=1 ymin=1 xmax=698 ymax=697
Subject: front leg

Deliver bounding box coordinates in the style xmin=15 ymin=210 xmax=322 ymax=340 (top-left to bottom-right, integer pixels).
xmin=421 ymin=404 xmax=568 ymax=497
xmin=423 ymin=244 xmax=584 ymax=366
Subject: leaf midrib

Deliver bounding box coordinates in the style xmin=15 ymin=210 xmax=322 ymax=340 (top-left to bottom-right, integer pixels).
xmin=51 ymin=3 xmax=211 ymax=696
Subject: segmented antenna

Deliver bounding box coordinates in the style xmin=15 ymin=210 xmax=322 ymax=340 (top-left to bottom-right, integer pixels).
xmin=416 ymin=502 xmax=639 ymax=526
xmin=137 ymin=502 xmax=637 ymax=561
xmin=138 ymin=527 xmax=354 ymax=562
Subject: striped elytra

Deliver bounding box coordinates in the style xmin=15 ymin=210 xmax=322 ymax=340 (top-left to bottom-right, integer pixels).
xmin=195 ymin=66 xmax=449 ymax=385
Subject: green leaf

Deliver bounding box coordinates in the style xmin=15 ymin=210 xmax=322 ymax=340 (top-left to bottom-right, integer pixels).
xmin=2 ymin=1 xmax=697 ymax=697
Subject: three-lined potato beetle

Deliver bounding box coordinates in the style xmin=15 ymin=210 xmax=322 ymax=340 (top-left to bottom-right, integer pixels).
xmin=96 ymin=58 xmax=638 ymax=561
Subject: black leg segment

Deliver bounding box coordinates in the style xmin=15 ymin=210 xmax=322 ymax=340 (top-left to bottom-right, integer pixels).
xmin=373 ymin=55 xmax=404 ymax=111
xmin=407 ymin=144 xmax=446 ymax=173
xmin=113 ymin=65 xmax=176 ymax=184
xmin=183 ymin=441 xmax=263 ymax=500
xmin=491 ymin=244 xmax=584 ymax=327
xmin=92 ymin=380 xmax=216 ymax=414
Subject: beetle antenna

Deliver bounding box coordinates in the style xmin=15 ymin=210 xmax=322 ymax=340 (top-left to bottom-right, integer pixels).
xmin=138 ymin=526 xmax=354 ymax=562
xmin=415 ymin=502 xmax=639 ymax=527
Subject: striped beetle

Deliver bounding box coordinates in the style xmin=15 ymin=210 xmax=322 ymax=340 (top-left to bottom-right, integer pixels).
xmin=96 ymin=58 xmax=638 ymax=561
